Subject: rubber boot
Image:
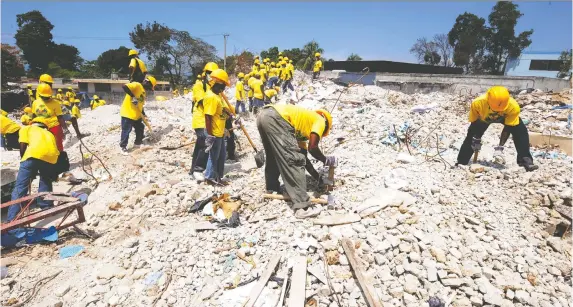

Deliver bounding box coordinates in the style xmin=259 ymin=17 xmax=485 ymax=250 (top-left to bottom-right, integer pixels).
xmin=518 ymin=157 xmax=539 ymax=172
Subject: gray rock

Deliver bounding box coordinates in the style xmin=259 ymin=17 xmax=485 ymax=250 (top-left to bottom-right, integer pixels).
xmin=465 ymin=216 xmax=481 ymax=225
xmin=441 ymin=278 xmax=465 ymax=288
xmin=470 ymin=295 xmax=483 ymax=307
xmin=506 ymin=289 xmax=515 ymax=300
xmin=514 ymin=290 xmax=530 ymax=303
xmin=548 ymin=266 xmax=561 ymax=276
xmin=122 ymin=238 xmax=139 ymax=248
xmin=375 ymin=254 xmax=388 ymax=265
xmin=430 ymin=247 xmax=447 ymax=263
xmin=547 ymin=237 xmax=562 ymax=252
xmin=403 ymin=274 xmax=420 ymax=294
xmin=388 ymin=286 xmax=404 ymax=298
xmin=55 ymin=285 xmax=70 ymax=297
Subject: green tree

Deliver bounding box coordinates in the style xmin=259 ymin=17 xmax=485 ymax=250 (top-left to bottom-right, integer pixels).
xmin=15 ymin=10 xmax=55 ymax=75
xmin=557 ymin=49 xmax=572 ymax=79
xmin=52 ymin=43 xmax=83 ymax=71
xmin=1 ymin=44 xmax=25 ymax=88
xmin=129 ymin=21 xmax=171 ymax=61
xmin=448 ymin=12 xmax=488 ymax=73
xmin=483 ymin=2 xmax=533 ymax=74
xmin=283 ymin=48 xmax=303 ymax=67
xmin=300 ymin=41 xmax=324 ymax=70
xmin=97 ymin=46 xmax=131 ymax=76
xmin=75 ymin=60 xmax=105 ymax=78
xmin=347 ymin=53 xmax=363 ymax=61
xmin=260 ymin=46 xmax=279 ymax=62
xmin=423 ymin=51 xmax=441 ymax=65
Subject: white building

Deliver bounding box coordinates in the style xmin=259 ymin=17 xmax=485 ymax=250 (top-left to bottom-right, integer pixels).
xmin=505 ymin=52 xmax=568 ymax=78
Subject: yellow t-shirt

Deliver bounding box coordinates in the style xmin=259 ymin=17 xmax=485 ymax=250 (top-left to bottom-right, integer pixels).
xmin=21 ymin=114 xmax=32 ymax=126
xmin=247 ymin=77 xmax=255 ymax=98
xmin=32 ymin=98 xmax=63 ymax=129
xmin=193 ymin=80 xmax=209 ymax=103
xmin=56 ymin=93 xmax=64 ymax=101
xmin=265 ymin=89 xmax=278 ymax=99
xmin=280 ymin=66 xmax=290 ymax=80
xmin=272 ymin=105 xmax=326 ymax=143
xmin=71 ymin=105 xmax=81 ymax=119
xmin=66 ymin=91 xmax=75 ymax=102
xmin=120 ymin=82 xmax=145 ymax=120
xmin=268 ymin=68 xmax=278 ymax=78
xmin=313 ymin=60 xmax=323 ymax=72
xmin=252 ymin=79 xmax=264 ymax=99
xmin=19 ymin=125 xmax=60 ymax=164
xmin=469 ymin=94 xmax=520 ymax=126
xmin=235 ymin=80 xmax=245 ymax=100
xmin=27 ymin=89 xmax=34 ymax=97
xmin=252 ymin=65 xmax=259 ymax=73
xmin=203 ymin=90 xmax=230 ymax=137
xmin=129 ymin=58 xmax=148 ymax=73
xmin=1 ymin=115 xmax=21 ymax=134
xmin=259 ymin=69 xmax=267 ymax=83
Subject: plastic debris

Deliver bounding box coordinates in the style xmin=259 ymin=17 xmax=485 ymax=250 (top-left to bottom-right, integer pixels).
xmin=59 ymin=245 xmax=84 ymax=259
xmin=143 ymin=271 xmax=163 ymax=286
xmin=410 ymin=103 xmax=438 ymax=113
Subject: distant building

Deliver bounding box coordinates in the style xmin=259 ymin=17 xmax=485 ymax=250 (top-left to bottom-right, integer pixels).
xmin=75 ymin=79 xmax=171 ymax=93
xmin=505 ymin=52 xmax=569 ymax=78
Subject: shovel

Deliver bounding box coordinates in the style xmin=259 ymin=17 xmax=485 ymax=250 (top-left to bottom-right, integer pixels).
xmin=220 ymin=93 xmax=265 ymax=168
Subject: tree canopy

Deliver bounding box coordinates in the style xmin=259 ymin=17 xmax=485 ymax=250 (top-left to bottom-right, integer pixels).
xmin=347 ymin=53 xmax=362 ymax=61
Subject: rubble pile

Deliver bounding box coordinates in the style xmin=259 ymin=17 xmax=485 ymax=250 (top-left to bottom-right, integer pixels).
xmin=1 ymin=72 xmax=571 ymax=307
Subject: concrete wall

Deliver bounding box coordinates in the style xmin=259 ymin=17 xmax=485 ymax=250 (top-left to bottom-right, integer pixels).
xmin=505 ymin=52 xmax=565 ymax=78
xmin=322 ymin=71 xmax=571 ymax=95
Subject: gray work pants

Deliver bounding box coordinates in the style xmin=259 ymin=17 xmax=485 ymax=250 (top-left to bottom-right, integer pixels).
xmin=257 ymin=107 xmax=310 ymax=208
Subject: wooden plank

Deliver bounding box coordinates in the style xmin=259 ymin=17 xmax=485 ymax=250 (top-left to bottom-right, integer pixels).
xmin=276 ymin=271 xmax=289 ymax=307
xmin=193 ymin=221 xmax=218 ymax=231
xmin=263 ymin=194 xmax=328 ymax=205
xmin=341 ymin=239 xmax=383 ymax=307
xmin=244 ymin=254 xmax=281 ymax=307
xmin=287 ymin=256 xmax=307 ymax=307
xmin=307 ymin=266 xmax=328 ymax=285
xmin=314 ymin=213 xmax=361 ymax=226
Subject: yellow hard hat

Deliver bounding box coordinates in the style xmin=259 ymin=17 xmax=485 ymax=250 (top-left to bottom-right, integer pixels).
xmin=487 ymin=86 xmax=510 ymax=112
xmin=315 ymin=109 xmax=332 ymax=137
xmin=68 ymin=87 xmax=72 ymax=90
xmin=27 ymin=84 xmax=32 ymax=88
xmin=73 ymin=99 xmax=80 ymax=103
xmin=271 ymin=62 xmax=276 ymax=66
xmin=254 ymin=59 xmax=260 ymax=64
xmin=289 ymin=60 xmax=293 ymax=63
xmin=210 ymin=69 xmax=230 ymax=86
xmin=37 ymin=83 xmax=53 ymax=98
xmin=39 ymin=74 xmax=53 ymax=84
xmin=24 ymin=107 xmax=32 ymax=114
xmin=146 ymin=75 xmax=157 ymax=90
xmin=254 ymin=55 xmax=260 ymax=59
xmin=58 ymin=88 xmax=62 ymax=92
xmin=1 ymin=110 xmax=7 ymax=117
xmin=129 ymin=49 xmax=138 ymax=56
xmin=238 ymin=72 xmax=245 ymax=78
xmin=283 ymin=57 xmax=289 ymax=61
xmin=315 ymin=52 xmax=321 ymax=57
xmin=204 ymin=62 xmax=219 ymax=72
xmin=93 ymin=95 xmax=99 ymax=100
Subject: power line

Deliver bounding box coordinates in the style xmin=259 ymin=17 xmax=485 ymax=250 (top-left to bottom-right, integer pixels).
xmin=1 ymin=32 xmax=226 ymax=41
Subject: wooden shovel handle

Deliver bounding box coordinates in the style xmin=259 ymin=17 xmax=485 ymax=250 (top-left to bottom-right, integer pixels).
xmin=263 ymin=193 xmax=328 ymax=205
xmin=220 ymin=93 xmax=258 ymax=152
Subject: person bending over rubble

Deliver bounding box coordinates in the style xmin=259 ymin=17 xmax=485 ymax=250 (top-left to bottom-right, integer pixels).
xmin=257 ymin=105 xmax=335 ymax=219
xmin=203 ymin=69 xmax=233 ymax=185
xmin=190 ymin=62 xmax=219 ymax=181
xmin=1 ymin=111 xmax=21 ymax=150
xmin=119 ymin=75 xmax=157 ymax=155
xmin=456 ymin=86 xmax=538 ymax=171
xmin=7 ymin=117 xmax=60 ymax=222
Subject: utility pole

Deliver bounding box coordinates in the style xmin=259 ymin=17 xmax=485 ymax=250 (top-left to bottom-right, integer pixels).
xmin=223 ymin=33 xmax=229 ymax=71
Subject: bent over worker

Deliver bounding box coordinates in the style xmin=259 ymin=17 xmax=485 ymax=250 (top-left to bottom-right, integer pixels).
xmin=257 ymin=105 xmax=335 ymax=218
xmin=456 ymin=86 xmax=538 ymax=171
xmin=119 ymin=76 xmax=156 ymax=155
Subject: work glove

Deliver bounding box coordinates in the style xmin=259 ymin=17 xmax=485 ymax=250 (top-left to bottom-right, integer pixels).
xmin=205 ymin=135 xmax=216 ymax=153
xmin=471 ymin=137 xmax=482 ymax=152
xmin=324 ymin=156 xmax=337 ymax=167
xmin=234 ymin=117 xmax=243 ymax=127
xmin=493 ymin=146 xmax=505 ymax=164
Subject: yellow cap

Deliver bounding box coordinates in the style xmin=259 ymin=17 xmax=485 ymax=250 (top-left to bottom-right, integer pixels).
xmin=129 ymin=49 xmax=138 ymax=56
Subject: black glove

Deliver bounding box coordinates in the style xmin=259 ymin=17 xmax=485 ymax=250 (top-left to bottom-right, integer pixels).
xmin=205 ymin=135 xmax=216 ymax=153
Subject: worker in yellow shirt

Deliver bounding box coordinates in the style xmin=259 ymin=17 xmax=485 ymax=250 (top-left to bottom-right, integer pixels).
xmin=1 ymin=112 xmax=21 ymax=150
xmin=33 ymin=84 xmax=73 ymax=151
xmin=251 ymin=72 xmax=266 ymax=114
xmin=6 ymin=117 xmax=61 ymax=222
xmin=456 ymin=86 xmax=537 ymax=171
xmin=313 ymin=52 xmax=323 ymax=80
xmin=90 ymin=95 xmax=106 ymax=110
xmin=245 ymin=73 xmax=254 ymax=113
xmin=27 ymin=85 xmax=34 ymax=105
xmin=235 ymin=73 xmax=247 ymax=114
xmin=119 ymin=75 xmax=156 ymax=155
xmin=256 ymin=105 xmax=334 ymax=218
xmin=203 ymin=69 xmax=233 ymax=185
xmin=71 ymin=99 xmax=81 ymax=119
xmin=65 ymin=87 xmax=75 ymax=106
xmin=21 ymin=107 xmax=34 ymax=126
xmin=128 ymin=49 xmax=148 ymax=83
xmin=252 ymin=59 xmax=260 ymax=73
xmin=281 ymin=60 xmax=294 ymax=93
xmin=173 ymin=89 xmax=179 ymax=97
xmin=35 ymin=74 xmax=54 ymax=100
xmin=183 ymin=87 xmax=189 ymax=95
xmin=190 ymin=62 xmax=219 ymax=180
xmin=267 ymin=62 xmax=279 ymax=87
xmin=56 ymin=89 xmax=64 ymax=101
xmin=264 ymin=87 xmax=280 ymax=105
xmin=259 ymin=66 xmax=267 ymax=84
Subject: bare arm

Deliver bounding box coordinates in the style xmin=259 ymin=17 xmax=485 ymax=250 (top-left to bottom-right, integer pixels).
xmin=19 ymin=143 xmax=27 ymax=158
xmin=308 ymin=133 xmax=326 ymax=163
xmin=205 ymin=115 xmax=214 ymax=135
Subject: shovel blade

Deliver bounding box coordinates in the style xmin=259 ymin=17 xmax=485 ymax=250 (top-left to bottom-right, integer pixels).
xmin=255 ymin=151 xmax=265 ymax=168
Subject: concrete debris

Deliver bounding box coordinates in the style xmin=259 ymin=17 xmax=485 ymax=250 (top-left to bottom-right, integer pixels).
xmin=2 ymin=71 xmax=571 ymax=307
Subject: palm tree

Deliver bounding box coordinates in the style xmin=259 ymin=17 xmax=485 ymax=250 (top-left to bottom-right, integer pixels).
xmin=300 ymin=40 xmax=324 ymax=70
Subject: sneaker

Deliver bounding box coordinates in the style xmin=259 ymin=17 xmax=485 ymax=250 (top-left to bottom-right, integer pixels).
xmin=294 ymin=206 xmax=322 ymax=219
xmin=193 ymin=172 xmax=205 ymax=182
xmin=121 ymin=147 xmax=129 ymax=155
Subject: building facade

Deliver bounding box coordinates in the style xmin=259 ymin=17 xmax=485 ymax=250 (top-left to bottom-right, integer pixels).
xmin=505 ymin=52 xmax=568 ymax=78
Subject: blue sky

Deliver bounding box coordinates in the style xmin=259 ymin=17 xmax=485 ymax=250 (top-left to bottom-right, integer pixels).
xmin=2 ymin=2 xmax=571 ymax=63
